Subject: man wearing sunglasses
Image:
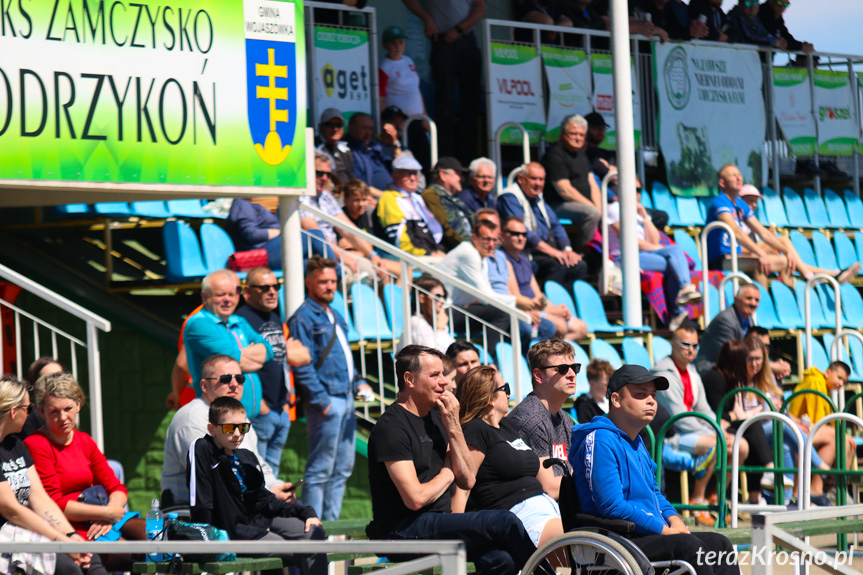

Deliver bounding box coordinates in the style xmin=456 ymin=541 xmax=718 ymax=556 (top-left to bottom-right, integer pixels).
xmin=237 ymin=266 xmax=311 ymax=474
xmin=726 ymin=0 xmax=786 ymax=47
xmin=316 ymin=108 xmax=357 ymax=185
xmin=758 ymin=0 xmax=813 ymax=54
xmin=508 ymin=339 xmax=580 ymax=498
xmin=184 ymin=269 xmax=274 ymax=421
xmin=163 ymin=354 xmax=294 ymax=506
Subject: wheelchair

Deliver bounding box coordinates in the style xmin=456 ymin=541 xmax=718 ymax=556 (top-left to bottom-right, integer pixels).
xmin=522 ymin=460 xmax=696 ymax=575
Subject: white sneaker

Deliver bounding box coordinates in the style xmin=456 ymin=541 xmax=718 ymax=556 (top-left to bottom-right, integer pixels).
xmin=676 ymin=285 xmax=702 ymax=306
xmin=761 ymin=473 xmax=795 ymax=489
xmin=669 ymin=312 xmax=688 ymax=331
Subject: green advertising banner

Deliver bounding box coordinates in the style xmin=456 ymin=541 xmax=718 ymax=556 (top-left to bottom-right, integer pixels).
xmin=591 ymin=54 xmax=641 ymax=150
xmin=312 ymin=26 xmax=371 ymax=124
xmin=813 ymin=70 xmax=857 ymax=156
xmin=773 ymin=68 xmax=816 ymax=156
xmin=541 ymin=46 xmax=591 ymax=143
xmin=0 ymin=0 xmax=307 ymax=191
xmin=489 ymin=43 xmax=545 ymax=144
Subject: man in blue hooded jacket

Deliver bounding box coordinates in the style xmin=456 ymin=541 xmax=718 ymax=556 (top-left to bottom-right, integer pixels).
xmin=570 ymin=365 xmax=737 ymax=575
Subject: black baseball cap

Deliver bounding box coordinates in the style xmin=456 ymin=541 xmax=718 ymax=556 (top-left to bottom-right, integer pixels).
xmin=606 ymin=365 xmax=668 ymax=398
xmin=433 ymin=157 xmax=467 ymax=173
xmin=585 ymin=111 xmax=610 ymax=128
xmin=381 ymin=105 xmax=407 ymax=123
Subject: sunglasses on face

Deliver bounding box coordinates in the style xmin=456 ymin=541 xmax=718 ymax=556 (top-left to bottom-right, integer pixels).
xmin=775 ymin=0 xmax=789 ymax=6
xmin=218 ymin=422 xmax=251 ymax=434
xmin=676 ymin=341 xmax=698 ymax=350
xmin=316 ymin=170 xmax=332 ymax=178
xmin=323 ymin=122 xmax=343 ymax=129
xmin=204 ymin=374 xmax=246 ymax=385
xmin=495 ymin=383 xmax=511 ymax=396
xmin=541 ymin=363 xmax=582 ymax=375
xmin=505 ymin=230 xmax=527 ymax=237
xmin=742 ymin=0 xmax=758 ymax=5
xmin=250 ymin=283 xmax=280 ymax=292
xmin=19 ymin=404 xmax=36 ymax=415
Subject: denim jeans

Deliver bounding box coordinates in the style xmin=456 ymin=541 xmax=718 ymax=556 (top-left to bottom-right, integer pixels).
xmin=303 ymin=393 xmax=356 ymax=520
xmin=253 ymin=408 xmax=291 ymax=475
xmin=638 ymin=246 xmax=691 ymax=316
xmin=388 ymin=510 xmax=536 ymax=575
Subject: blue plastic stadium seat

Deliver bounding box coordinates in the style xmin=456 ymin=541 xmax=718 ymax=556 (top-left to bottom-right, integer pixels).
xmin=573 ymin=280 xmax=647 ymax=332
xmin=640 ymin=188 xmax=654 ymax=210
xmin=622 ymin=337 xmax=653 ymax=369
xmin=840 ymin=283 xmax=863 ymax=328
xmin=833 ymin=231 xmax=860 ymax=271
xmin=753 ymin=283 xmax=781 ymax=329
xmin=350 ymin=283 xmax=394 ymax=341
xmin=672 ymin=229 xmax=701 ymax=271
xmin=761 ymin=187 xmax=790 ymax=229
xmin=93 ymin=202 xmax=132 ymax=217
xmin=811 ymin=231 xmax=839 ymax=271
xmin=131 ymin=201 xmax=172 ymax=218
xmin=856 ymin=232 xmax=863 ymax=263
xmin=55 ymin=204 xmax=93 ymax=217
xmin=200 ymin=222 xmax=236 ymax=273
xmin=816 ymin=283 xmax=844 ymax=327
xmin=823 ymin=189 xmax=851 ymax=229
xmin=651 ymin=335 xmax=672 ymax=364
xmin=676 ymin=196 xmax=705 ymax=226
xmin=569 ymin=340 xmax=591 ymax=397
xmin=495 ymin=342 xmax=533 ymax=400
xmin=770 ymin=281 xmax=805 ymax=330
xmin=847 ymin=336 xmax=863 ymax=382
xmin=789 ymin=231 xmax=818 ymax=269
xmin=843 ymin=190 xmax=863 ymax=227
xmin=382 ymin=283 xmax=404 ymax=340
xmin=651 ymin=182 xmax=683 ymax=226
xmin=167 ymin=199 xmax=209 ymax=218
xmin=698 ymin=196 xmax=713 ymax=222
xmin=823 ymin=332 xmax=863 ymax=382
xmin=590 ymin=338 xmax=623 ymax=369
xmin=755 ymin=198 xmax=768 ymax=222
xmin=544 ymin=281 xmax=577 ymax=317
xmin=704 ymin=283 xmax=721 ymax=323
xmin=782 ymin=188 xmax=813 ymax=229
xmin=794 ymin=280 xmax=832 ymax=329
xmin=802 ymin=188 xmax=830 ymax=229
xmin=801 ymin=336 xmax=830 ymax=372
xmin=331 ymin=290 xmax=361 ymax=343
xmin=162 ymin=220 xmax=208 ymax=283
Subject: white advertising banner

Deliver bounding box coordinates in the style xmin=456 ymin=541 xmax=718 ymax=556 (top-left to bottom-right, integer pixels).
xmin=592 ymin=54 xmax=642 ymax=149
xmin=773 ymin=68 xmax=816 ymax=156
xmin=313 ymin=26 xmax=372 ymax=123
xmin=489 ymin=43 xmax=545 ymax=144
xmin=541 ymin=47 xmax=591 ymax=143
xmin=654 ymin=44 xmax=765 ymax=197
xmin=813 ymin=70 xmax=857 ymax=156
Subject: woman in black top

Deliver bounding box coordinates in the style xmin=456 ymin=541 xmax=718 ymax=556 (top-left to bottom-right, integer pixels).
xmin=453 ymin=366 xmax=562 ymax=549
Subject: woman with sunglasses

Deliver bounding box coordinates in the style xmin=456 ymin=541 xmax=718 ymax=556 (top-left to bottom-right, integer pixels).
xmin=453 ymin=366 xmax=562 ymax=549
xmin=0 ymin=376 xmax=104 ymax=575
xmin=398 ymin=275 xmax=455 ymax=354
xmin=24 ymin=373 xmax=146 ymax=570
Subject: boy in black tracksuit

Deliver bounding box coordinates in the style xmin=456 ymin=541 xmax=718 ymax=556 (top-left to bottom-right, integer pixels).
xmin=187 ymin=397 xmax=327 ymax=575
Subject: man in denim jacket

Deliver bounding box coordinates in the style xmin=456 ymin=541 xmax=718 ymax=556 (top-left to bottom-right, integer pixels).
xmin=288 ymin=256 xmax=374 ymax=520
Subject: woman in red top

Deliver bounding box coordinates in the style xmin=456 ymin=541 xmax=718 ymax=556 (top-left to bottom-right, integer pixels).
xmin=24 ymin=373 xmax=145 ymax=567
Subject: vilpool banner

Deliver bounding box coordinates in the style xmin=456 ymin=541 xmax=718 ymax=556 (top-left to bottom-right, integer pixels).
xmin=541 ymin=47 xmax=591 ymax=143
xmin=654 ymin=44 xmax=765 ymax=197
xmin=591 ymin=54 xmax=641 ymax=149
xmin=773 ymin=68 xmax=815 ymax=156
xmin=0 ymin=0 xmax=307 ymax=189
xmin=312 ymin=26 xmax=371 ymax=124
xmin=813 ymin=70 xmax=857 ymax=156
xmin=489 ymin=43 xmax=545 ymax=144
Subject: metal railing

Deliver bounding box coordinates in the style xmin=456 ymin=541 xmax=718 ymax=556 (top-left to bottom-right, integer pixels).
xmin=803 ymin=274 xmax=841 ymax=369
xmin=493 ymin=123 xmax=531 ymax=195
xmin=299 ymin=203 xmax=531 ymax=403
xmin=402 ymin=114 xmax=439 ymax=168
xmin=0 ymin=262 xmax=111 ymax=450
xmin=699 ymin=221 xmax=739 ymax=321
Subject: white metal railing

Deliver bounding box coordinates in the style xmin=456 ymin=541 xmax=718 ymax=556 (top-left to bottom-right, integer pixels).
xmin=804 ymin=274 xmax=841 ymax=369
xmin=300 ymin=204 xmax=531 ymax=402
xmin=0 ymin=262 xmax=111 ymax=450
xmin=402 ymin=114 xmax=439 ymax=168
xmin=830 ymin=330 xmax=863 ymax=412
xmin=599 ymin=169 xmax=619 ymax=295
xmin=699 ymin=221 xmax=739 ymax=321
xmin=493 ymin=123 xmax=531 ymax=195
xmin=802 ymin=412 xmax=863 ymax=511
xmin=717 ymin=272 xmax=756 ymax=313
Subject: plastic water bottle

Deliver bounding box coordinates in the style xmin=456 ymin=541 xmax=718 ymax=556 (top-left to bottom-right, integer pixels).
xmin=146 ymin=498 xmax=164 ymax=562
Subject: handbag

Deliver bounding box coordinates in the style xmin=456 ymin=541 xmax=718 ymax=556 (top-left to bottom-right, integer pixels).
xmin=78 ymin=485 xmax=110 ymax=506
xmin=227 ymin=249 xmax=268 ymax=272
xmin=165 ymin=520 xmax=236 ymax=563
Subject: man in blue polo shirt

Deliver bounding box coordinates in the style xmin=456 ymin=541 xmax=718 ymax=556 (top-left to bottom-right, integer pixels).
xmin=705 ymin=164 xmax=859 ymax=287
xmin=184 ymin=269 xmax=274 ymax=421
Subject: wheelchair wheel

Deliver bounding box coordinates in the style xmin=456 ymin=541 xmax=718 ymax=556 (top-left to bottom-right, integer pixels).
xmin=522 ymin=530 xmax=645 ymax=575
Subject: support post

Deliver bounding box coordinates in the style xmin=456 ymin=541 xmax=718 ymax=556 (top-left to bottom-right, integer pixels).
xmin=281 ymin=128 xmax=315 ymax=318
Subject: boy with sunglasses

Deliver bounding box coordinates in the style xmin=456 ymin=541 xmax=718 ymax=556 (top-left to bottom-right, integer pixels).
xmin=188 ymin=396 xmax=327 ymax=575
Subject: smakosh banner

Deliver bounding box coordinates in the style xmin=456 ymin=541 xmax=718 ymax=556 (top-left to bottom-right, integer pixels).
xmin=591 ymin=54 xmax=642 ymax=149
xmin=654 ymin=44 xmax=765 ymax=197
xmin=312 ymin=26 xmax=371 ymax=124
xmin=0 ymin=0 xmax=307 ymax=189
xmin=541 ymin=46 xmax=591 ymax=143
xmin=489 ymin=43 xmax=545 ymax=144
xmin=813 ymin=69 xmax=857 ymax=156
xmin=773 ymin=68 xmax=815 ymax=156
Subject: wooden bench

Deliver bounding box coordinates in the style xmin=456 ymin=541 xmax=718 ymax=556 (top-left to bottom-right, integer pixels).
xmin=132 ymin=556 xmax=281 ymax=574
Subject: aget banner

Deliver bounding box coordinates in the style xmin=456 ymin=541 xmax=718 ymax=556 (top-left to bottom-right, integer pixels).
xmin=489 ymin=43 xmax=545 ymax=144
xmin=0 ymin=0 xmax=307 ymax=190
xmin=591 ymin=54 xmax=641 ymax=149
xmin=773 ymin=68 xmax=815 ymax=156
xmin=541 ymin=46 xmax=591 ymax=143
xmin=813 ymin=70 xmax=857 ymax=156
xmin=654 ymin=44 xmax=765 ymax=197
xmin=312 ymin=26 xmax=371 ymax=124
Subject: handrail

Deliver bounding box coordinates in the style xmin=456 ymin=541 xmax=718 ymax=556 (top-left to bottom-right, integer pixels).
xmin=803 ymin=412 xmax=863 ymax=510
xmin=493 ymin=123 xmax=530 ymax=195
xmin=716 ymin=272 xmax=755 ymax=318
xmin=402 ymin=114 xmax=439 ymax=168
xmin=699 ymin=221 xmax=738 ymax=322
xmin=830 ymin=330 xmax=863 ymax=413
xmin=716 ymin=386 xmax=776 ymax=421
xmin=804 ymin=274 xmax=841 ymax=369
xmin=729 ymin=412 xmax=805 ymax=528
xmin=655 ymin=412 xmax=728 ymax=528
xmin=599 ymin=169 xmax=619 ymax=295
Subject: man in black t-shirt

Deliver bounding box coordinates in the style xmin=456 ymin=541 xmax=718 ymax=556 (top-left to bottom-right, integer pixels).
xmin=237 ymin=266 xmax=311 ymax=474
xmin=367 ymin=345 xmax=536 ymax=575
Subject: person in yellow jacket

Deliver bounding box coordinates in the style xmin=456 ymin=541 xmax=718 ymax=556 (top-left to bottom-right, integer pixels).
xmin=789 ymin=361 xmax=856 ymax=505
